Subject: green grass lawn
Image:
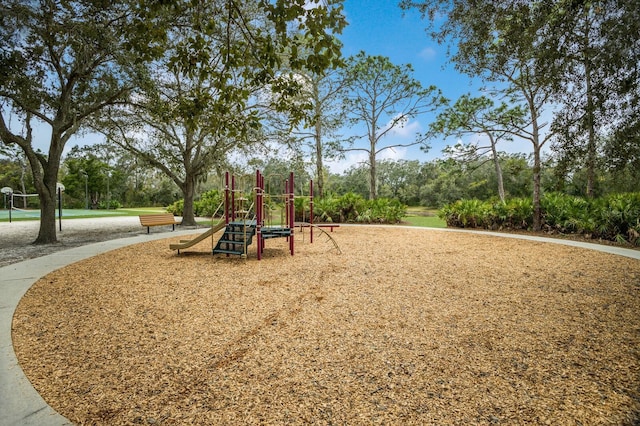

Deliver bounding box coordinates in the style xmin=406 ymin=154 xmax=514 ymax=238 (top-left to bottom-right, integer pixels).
xmin=402 ymin=206 xmax=447 ymax=228
xmin=1 ymin=205 xmax=448 ymax=229
xmin=118 ymin=207 xmax=168 ymax=215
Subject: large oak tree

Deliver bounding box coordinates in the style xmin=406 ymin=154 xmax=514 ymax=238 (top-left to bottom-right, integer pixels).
xmin=0 ymin=0 xmax=166 ymax=243
xmin=100 ymin=0 xmax=346 ymax=225
xmin=0 ymin=0 xmax=345 ymax=240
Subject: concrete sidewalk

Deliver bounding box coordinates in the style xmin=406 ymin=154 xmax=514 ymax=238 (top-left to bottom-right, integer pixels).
xmin=1 ymin=226 xmax=638 ymax=425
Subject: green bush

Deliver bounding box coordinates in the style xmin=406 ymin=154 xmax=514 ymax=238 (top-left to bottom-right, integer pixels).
xmin=541 ymin=193 xmax=591 ymax=233
xmin=97 ymin=199 xmax=122 ymax=210
xmin=358 ymin=198 xmax=406 ymax=223
xmin=194 ymin=189 xmax=224 ymax=217
xmin=313 ymin=196 xmax=338 ymax=223
xmin=591 ymin=193 xmax=640 ymax=245
xmin=166 ymin=199 xmax=184 ymax=216
xmin=166 ymin=190 xmax=225 ymax=217
xmin=294 ymin=196 xmax=310 ymax=222
xmin=439 ymin=199 xmax=491 ymax=228
xmin=440 ymin=192 xmax=640 ymax=246
xmin=312 ymin=194 xmax=406 ymax=224
xmin=335 ymin=192 xmax=367 ymax=222
xmin=497 ymin=198 xmax=533 ymax=229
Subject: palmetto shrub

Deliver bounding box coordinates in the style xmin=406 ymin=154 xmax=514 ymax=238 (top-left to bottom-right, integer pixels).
xmin=491 ymin=198 xmax=533 ymax=229
xmin=541 ymin=192 xmax=592 ymax=234
xmin=313 ymin=196 xmax=339 ymax=223
xmin=440 ymin=192 xmax=640 ymax=246
xmin=591 ymin=193 xmax=640 ymax=245
xmin=357 ymin=198 xmax=406 ymax=224
xmin=439 ymin=199 xmax=491 ymax=228
xmin=313 ymin=194 xmax=406 ymax=224
xmin=335 ymin=192 xmax=367 ymax=222
xmin=294 ymin=196 xmax=309 ymax=222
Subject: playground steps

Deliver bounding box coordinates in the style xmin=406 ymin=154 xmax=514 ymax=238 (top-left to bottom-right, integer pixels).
xmin=261 ymin=227 xmax=293 ymax=239
xmin=212 ymin=221 xmax=294 ymax=257
xmin=213 ymin=221 xmax=256 ymax=256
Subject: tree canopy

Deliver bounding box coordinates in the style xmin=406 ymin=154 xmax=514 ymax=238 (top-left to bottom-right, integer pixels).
xmin=402 ymin=0 xmax=640 ymax=227
xmin=0 ymin=0 xmax=345 ymax=241
xmin=0 ymin=0 xmax=167 ymax=242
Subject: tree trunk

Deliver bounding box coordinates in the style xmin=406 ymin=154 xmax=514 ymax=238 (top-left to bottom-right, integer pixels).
xmin=584 ymin=56 xmax=596 ymax=197
xmin=490 ymin=136 xmax=505 ymax=203
xmin=525 ymin=89 xmax=544 ymax=232
xmin=314 ymin=118 xmax=324 ymax=198
xmin=369 ymin=149 xmax=377 ymax=200
xmin=494 ymin=159 xmax=505 ymax=203
xmin=34 ymin=180 xmax=59 ymax=245
xmin=532 ymin=147 xmax=542 ymax=231
xmin=181 ymin=177 xmax=197 ymax=226
xmin=31 ymin=130 xmax=64 ymax=245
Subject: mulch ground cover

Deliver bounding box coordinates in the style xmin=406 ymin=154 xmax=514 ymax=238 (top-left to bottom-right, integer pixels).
xmin=12 ymin=226 xmax=640 ymax=425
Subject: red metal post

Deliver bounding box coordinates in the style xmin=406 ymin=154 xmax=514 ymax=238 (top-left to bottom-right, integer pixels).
xmin=284 ymin=177 xmax=290 ymax=238
xmin=289 ymin=171 xmax=294 ymax=256
xmin=231 ymin=174 xmax=236 ymax=222
xmin=224 ymin=171 xmax=230 ymax=225
xmin=309 ymin=179 xmax=314 ymax=244
xmin=256 ymin=169 xmax=262 ymax=261
xmin=260 ymin=173 xmax=265 ymax=225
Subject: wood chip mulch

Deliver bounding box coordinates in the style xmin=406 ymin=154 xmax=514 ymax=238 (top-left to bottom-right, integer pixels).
xmin=11 ymin=226 xmax=640 ymax=425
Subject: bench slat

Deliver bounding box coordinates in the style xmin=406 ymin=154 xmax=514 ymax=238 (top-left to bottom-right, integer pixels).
xmin=139 ymin=214 xmax=178 ymax=233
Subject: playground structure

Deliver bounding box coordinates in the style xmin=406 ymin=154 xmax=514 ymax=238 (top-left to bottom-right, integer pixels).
xmin=170 ymin=170 xmax=340 ymax=259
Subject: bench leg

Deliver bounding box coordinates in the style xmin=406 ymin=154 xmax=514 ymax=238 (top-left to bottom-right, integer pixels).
xmin=147 ymin=226 xmax=150 ymax=234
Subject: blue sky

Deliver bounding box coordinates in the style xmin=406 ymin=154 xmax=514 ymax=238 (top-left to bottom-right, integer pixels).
xmin=326 ymin=0 xmax=538 ymax=173
xmin=325 ymin=0 xmax=474 ymax=172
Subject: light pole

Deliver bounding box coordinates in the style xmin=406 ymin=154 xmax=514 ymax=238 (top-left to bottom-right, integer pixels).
xmin=80 ymin=170 xmax=88 ymax=210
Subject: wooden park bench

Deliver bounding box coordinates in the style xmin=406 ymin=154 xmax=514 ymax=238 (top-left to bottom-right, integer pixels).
xmin=139 ymin=213 xmax=180 ymax=234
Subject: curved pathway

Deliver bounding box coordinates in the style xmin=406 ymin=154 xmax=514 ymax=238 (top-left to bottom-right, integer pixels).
xmin=1 ymin=226 xmax=638 ymax=425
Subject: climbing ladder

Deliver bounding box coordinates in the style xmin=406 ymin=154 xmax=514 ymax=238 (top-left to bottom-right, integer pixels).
xmin=213 ymin=221 xmax=257 ymax=257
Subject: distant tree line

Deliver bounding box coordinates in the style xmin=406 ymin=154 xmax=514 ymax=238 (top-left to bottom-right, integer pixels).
xmin=2 ymin=145 xmax=636 ymax=213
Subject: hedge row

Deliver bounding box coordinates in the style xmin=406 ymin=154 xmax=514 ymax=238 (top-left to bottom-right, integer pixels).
xmin=439 ymin=192 xmax=640 ymax=246
xmin=167 ymin=190 xmax=407 ymax=225
xmin=166 ymin=189 xmax=224 ymax=217
xmin=307 ymin=193 xmax=406 ymax=224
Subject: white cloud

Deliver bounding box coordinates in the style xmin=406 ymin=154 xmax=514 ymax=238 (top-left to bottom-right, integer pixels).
xmin=418 ymin=47 xmax=437 ymax=61
xmin=326 ymin=151 xmax=368 ymax=174
xmin=379 ymin=114 xmax=422 ymax=139
xmin=379 ymin=146 xmax=407 ymax=161
xmin=387 ymin=118 xmax=422 ymax=138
